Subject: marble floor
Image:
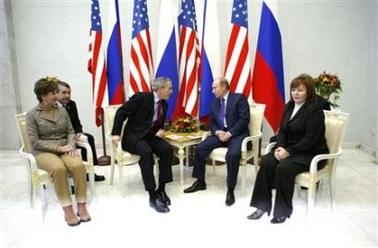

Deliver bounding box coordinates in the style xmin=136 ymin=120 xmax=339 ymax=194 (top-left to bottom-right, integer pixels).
xmin=0 ymin=148 xmax=377 ymax=248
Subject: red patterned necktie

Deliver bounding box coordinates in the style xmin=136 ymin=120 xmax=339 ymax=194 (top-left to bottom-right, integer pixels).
xmin=155 ymin=100 xmax=162 ymax=123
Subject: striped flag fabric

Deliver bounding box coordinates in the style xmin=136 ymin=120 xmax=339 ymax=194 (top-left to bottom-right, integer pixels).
xmin=252 ymin=0 xmax=285 ymax=133
xmin=173 ymin=0 xmax=200 ymax=119
xmin=128 ymin=0 xmax=154 ymax=97
xmin=107 ymin=0 xmax=125 ymax=105
xmin=88 ymin=0 xmax=108 ymax=127
xmin=197 ymin=0 xmax=221 ymax=120
xmin=155 ymin=0 xmax=179 ymax=121
xmin=224 ymin=0 xmax=252 ymax=99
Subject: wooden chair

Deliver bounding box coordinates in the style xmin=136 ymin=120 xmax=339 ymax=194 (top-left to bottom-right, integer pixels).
xmin=15 ymin=113 xmax=95 ymax=220
xmin=265 ymin=110 xmax=350 ymax=214
xmin=202 ymin=102 xmax=266 ymax=174
xmin=103 ymin=105 xmax=140 ymax=185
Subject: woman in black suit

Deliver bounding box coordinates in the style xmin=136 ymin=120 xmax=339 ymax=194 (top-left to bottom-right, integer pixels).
xmin=247 ymin=73 xmax=329 ymax=224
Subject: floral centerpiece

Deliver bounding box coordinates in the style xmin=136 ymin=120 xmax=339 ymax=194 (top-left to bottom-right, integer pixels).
xmin=170 ymin=117 xmax=199 ymax=133
xmin=314 ymin=71 xmax=342 ymax=108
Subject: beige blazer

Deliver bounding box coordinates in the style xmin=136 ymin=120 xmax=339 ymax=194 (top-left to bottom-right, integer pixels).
xmin=26 ymin=104 xmax=76 ymax=155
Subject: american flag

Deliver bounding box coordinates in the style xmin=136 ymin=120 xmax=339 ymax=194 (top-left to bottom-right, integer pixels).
xmin=88 ymin=0 xmax=108 ymax=127
xmin=224 ymin=0 xmax=252 ymax=99
xmin=176 ymin=0 xmax=200 ymax=118
xmin=128 ymin=0 xmax=154 ymax=97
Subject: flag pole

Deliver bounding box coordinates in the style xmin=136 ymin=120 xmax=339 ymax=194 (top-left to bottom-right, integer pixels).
xmin=97 ymin=107 xmax=110 ymax=165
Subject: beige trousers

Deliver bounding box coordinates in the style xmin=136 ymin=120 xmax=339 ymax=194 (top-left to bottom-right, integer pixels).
xmin=35 ymin=152 xmax=87 ymax=207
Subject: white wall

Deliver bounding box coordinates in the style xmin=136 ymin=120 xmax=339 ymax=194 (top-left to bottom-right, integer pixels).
xmin=3 ymin=0 xmax=377 ymax=156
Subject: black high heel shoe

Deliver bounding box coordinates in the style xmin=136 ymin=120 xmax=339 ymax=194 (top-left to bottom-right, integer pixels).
xmin=270 ymin=216 xmax=287 ymax=224
xmin=247 ymin=209 xmax=266 ymax=220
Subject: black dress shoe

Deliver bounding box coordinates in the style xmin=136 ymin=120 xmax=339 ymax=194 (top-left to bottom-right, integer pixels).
xmin=247 ymin=209 xmax=266 ymax=220
xmin=149 ymin=198 xmax=170 ymax=213
xmin=225 ymin=190 xmax=235 ymax=206
xmin=183 ymin=180 xmax=206 ymax=193
xmin=270 ymin=216 xmax=287 ymax=224
xmin=157 ymin=190 xmax=171 ymax=206
xmin=86 ymin=173 xmax=106 ymax=182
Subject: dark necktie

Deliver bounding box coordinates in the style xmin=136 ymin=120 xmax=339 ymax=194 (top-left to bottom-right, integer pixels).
xmin=155 ymin=100 xmax=162 ymax=124
xmin=150 ymin=100 xmax=162 ymax=135
xmin=218 ymin=98 xmax=225 ymax=129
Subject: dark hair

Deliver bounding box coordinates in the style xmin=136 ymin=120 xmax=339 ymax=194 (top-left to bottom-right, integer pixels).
xmin=289 ymin=73 xmax=316 ymax=102
xmin=34 ymin=77 xmax=59 ymax=102
xmin=57 ymin=81 xmax=71 ymax=90
xmin=151 ymin=77 xmax=172 ymax=92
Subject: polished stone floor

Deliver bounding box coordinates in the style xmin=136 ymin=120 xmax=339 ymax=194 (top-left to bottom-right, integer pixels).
xmin=0 ymin=148 xmax=377 ymax=248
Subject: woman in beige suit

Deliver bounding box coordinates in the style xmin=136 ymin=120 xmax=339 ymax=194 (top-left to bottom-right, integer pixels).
xmin=26 ymin=77 xmax=91 ymax=226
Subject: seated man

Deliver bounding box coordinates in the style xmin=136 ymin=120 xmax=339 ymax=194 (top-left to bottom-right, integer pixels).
xmin=57 ymin=81 xmax=105 ymax=182
xmin=183 ymin=76 xmax=250 ymax=206
xmin=111 ymin=77 xmax=174 ymax=213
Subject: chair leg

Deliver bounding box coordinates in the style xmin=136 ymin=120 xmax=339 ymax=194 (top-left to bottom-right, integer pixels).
xmin=34 ymin=183 xmax=47 ymax=223
xmin=329 ymin=176 xmax=335 ymax=211
xmin=30 ymin=180 xmax=34 ymax=208
xmin=118 ymin=164 xmax=124 ymax=184
xmin=88 ymin=171 xmax=95 ymax=202
xmin=109 ymin=155 xmax=116 ymax=185
xmin=307 ymin=183 xmax=316 ymax=216
xmin=306 ymin=173 xmax=318 ymax=216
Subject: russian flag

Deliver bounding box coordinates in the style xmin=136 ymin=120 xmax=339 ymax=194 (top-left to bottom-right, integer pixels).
xmin=252 ymin=0 xmax=285 ymax=133
xmin=155 ymin=0 xmax=179 ymax=121
xmin=106 ymin=0 xmax=125 ymax=105
xmin=197 ymin=0 xmax=221 ymax=121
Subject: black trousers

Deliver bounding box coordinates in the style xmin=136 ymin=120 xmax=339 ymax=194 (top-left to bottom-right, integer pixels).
xmin=193 ymin=134 xmax=245 ymax=189
xmin=77 ymin=132 xmax=99 ymax=165
xmin=132 ymin=136 xmax=173 ymax=191
xmin=249 ymin=152 xmax=310 ymax=217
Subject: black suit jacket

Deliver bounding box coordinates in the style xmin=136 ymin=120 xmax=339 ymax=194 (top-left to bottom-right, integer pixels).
xmin=111 ymin=92 xmax=168 ymax=153
xmin=276 ymin=100 xmax=329 ymax=165
xmin=63 ymin=100 xmax=83 ymax=134
xmin=209 ymin=92 xmax=250 ymax=137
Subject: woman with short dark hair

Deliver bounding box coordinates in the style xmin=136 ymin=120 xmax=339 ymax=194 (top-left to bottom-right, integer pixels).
xmin=27 ymin=77 xmax=91 ymax=226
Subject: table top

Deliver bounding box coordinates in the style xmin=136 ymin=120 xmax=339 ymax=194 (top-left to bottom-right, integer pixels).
xmin=164 ymin=130 xmax=207 ymax=142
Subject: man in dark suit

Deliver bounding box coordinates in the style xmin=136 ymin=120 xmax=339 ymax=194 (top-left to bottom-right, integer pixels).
xmin=57 ymin=81 xmax=105 ymax=182
xmin=111 ymin=77 xmax=173 ymax=213
xmin=183 ymin=76 xmax=250 ymax=206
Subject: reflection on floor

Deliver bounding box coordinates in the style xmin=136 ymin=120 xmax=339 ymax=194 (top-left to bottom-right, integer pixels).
xmin=1 ymin=148 xmax=377 ymax=248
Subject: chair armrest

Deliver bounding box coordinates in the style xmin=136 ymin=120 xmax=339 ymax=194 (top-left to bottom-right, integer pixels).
xmin=19 ymin=147 xmax=39 ymax=172
xmin=75 ymin=141 xmax=94 ymax=167
xmin=241 ymin=131 xmax=262 ymax=152
xmin=262 ymin=143 xmax=342 ymax=174
xmin=201 ymin=131 xmax=211 ymax=141
xmin=309 ymin=147 xmax=342 ymax=173
xmin=264 ymin=142 xmax=277 ymax=155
